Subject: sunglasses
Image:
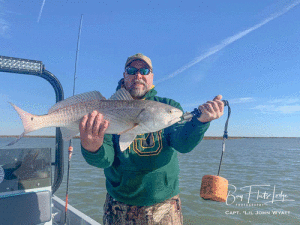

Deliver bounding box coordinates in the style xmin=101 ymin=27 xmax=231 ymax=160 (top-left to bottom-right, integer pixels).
xmin=125 ymin=67 xmax=151 ymax=75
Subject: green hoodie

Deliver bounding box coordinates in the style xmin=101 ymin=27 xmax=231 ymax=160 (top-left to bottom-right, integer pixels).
xmin=81 ymin=79 xmax=210 ymax=206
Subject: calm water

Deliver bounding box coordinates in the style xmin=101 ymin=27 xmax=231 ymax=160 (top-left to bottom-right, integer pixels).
xmin=1 ymin=137 xmax=300 ymax=225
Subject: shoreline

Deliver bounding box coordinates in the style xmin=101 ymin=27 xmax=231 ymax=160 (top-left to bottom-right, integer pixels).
xmin=0 ymin=135 xmax=298 ymax=140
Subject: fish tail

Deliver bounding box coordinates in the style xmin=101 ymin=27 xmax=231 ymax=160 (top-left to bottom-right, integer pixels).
xmin=9 ymin=102 xmax=40 ymax=134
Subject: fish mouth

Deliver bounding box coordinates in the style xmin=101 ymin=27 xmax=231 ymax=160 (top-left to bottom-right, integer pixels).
xmin=168 ymin=117 xmax=181 ymax=125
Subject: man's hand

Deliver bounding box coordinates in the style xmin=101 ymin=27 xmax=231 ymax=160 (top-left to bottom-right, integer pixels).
xmin=198 ymin=95 xmax=224 ymax=123
xmin=79 ymin=111 xmax=109 ymax=152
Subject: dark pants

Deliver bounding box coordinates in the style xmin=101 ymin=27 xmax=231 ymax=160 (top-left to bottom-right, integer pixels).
xmin=103 ymin=193 xmax=183 ymax=225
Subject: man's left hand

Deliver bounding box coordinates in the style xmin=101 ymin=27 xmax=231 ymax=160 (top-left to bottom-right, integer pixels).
xmin=198 ymin=95 xmax=224 ymax=123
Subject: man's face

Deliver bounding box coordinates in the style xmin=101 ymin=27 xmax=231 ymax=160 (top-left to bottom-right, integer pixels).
xmin=123 ymin=60 xmax=154 ymax=99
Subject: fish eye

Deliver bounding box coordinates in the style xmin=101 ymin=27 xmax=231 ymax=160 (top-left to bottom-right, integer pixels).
xmin=31 ymin=117 xmax=34 ymax=121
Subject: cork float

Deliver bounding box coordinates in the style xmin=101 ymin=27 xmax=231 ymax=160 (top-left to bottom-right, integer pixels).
xmin=200 ymin=100 xmax=231 ymax=203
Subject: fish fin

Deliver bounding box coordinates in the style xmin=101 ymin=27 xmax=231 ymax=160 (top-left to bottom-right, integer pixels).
xmin=118 ymin=123 xmax=139 ymax=135
xmin=9 ymin=102 xmax=39 ymax=134
xmin=60 ymin=125 xmax=80 ymax=141
xmin=48 ymin=91 xmax=106 ymax=114
xmin=109 ymin=88 xmax=133 ymax=100
xmin=2 ymin=132 xmax=26 ymax=148
xmin=119 ymin=133 xmax=137 ymax=152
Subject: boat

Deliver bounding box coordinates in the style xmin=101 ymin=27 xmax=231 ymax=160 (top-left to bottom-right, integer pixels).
xmin=0 ymin=55 xmax=102 ymax=225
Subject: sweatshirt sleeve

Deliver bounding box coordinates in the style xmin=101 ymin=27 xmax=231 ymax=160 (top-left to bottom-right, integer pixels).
xmin=164 ymin=100 xmax=210 ymax=153
xmin=81 ymin=134 xmax=115 ymax=168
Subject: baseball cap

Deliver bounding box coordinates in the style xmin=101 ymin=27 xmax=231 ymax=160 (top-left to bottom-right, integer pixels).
xmin=125 ymin=53 xmax=152 ymax=69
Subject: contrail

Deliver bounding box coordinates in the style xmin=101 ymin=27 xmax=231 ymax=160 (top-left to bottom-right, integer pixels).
xmin=37 ymin=0 xmax=46 ymax=23
xmin=156 ymin=1 xmax=300 ymax=84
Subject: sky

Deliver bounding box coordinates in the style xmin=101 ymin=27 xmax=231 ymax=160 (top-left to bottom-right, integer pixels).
xmin=0 ymin=0 xmax=300 ymax=137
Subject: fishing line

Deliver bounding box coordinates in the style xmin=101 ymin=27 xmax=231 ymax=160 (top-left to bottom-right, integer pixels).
xmin=64 ymin=14 xmax=83 ymax=225
xmin=217 ymin=100 xmax=231 ymax=176
xmin=181 ymin=99 xmax=231 ymax=202
xmin=191 ymin=100 xmax=231 ymax=175
xmin=197 ymin=100 xmax=231 ymax=202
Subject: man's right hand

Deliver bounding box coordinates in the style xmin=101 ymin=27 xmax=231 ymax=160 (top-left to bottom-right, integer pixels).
xmin=79 ymin=111 xmax=109 ymax=152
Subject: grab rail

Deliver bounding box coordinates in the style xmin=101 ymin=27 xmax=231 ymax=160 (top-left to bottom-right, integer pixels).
xmin=0 ymin=55 xmax=64 ymax=194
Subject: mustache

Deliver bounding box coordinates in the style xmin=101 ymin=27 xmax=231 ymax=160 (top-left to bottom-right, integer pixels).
xmin=133 ymin=80 xmax=146 ymax=85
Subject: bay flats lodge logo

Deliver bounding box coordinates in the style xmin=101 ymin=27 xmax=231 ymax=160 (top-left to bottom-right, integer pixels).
xmin=226 ymin=184 xmax=295 ymax=206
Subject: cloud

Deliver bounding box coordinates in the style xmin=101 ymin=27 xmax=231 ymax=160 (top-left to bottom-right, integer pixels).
xmin=268 ymin=98 xmax=300 ymax=104
xmin=37 ymin=0 xmax=46 ymax=23
xmin=277 ymin=105 xmax=300 ymax=114
xmin=0 ymin=18 xmax=9 ymax=37
xmin=0 ymin=1 xmax=10 ymax=38
xmin=252 ymin=104 xmax=276 ymax=113
xmin=253 ymin=96 xmax=300 ymax=114
xmin=253 ymin=104 xmax=300 ymax=114
xmin=181 ymin=97 xmax=255 ymax=109
xmin=229 ymin=97 xmax=256 ymax=104
xmin=155 ymin=0 xmax=300 ymax=84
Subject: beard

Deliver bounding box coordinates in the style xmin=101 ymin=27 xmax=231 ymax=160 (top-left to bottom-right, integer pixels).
xmin=126 ymin=80 xmax=150 ymax=99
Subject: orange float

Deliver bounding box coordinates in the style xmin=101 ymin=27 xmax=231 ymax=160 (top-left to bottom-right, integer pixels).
xmin=200 ymin=175 xmax=228 ymax=202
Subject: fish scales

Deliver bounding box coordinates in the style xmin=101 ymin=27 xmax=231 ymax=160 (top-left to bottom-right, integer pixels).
xmin=44 ymin=100 xmax=148 ymax=134
xmin=96 ymin=100 xmax=148 ymax=134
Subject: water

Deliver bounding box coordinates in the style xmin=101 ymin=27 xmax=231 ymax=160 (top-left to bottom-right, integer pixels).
xmin=1 ymin=137 xmax=299 ymax=225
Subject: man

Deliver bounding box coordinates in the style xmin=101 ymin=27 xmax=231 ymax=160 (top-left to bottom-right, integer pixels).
xmin=80 ymin=53 xmax=224 ymax=224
